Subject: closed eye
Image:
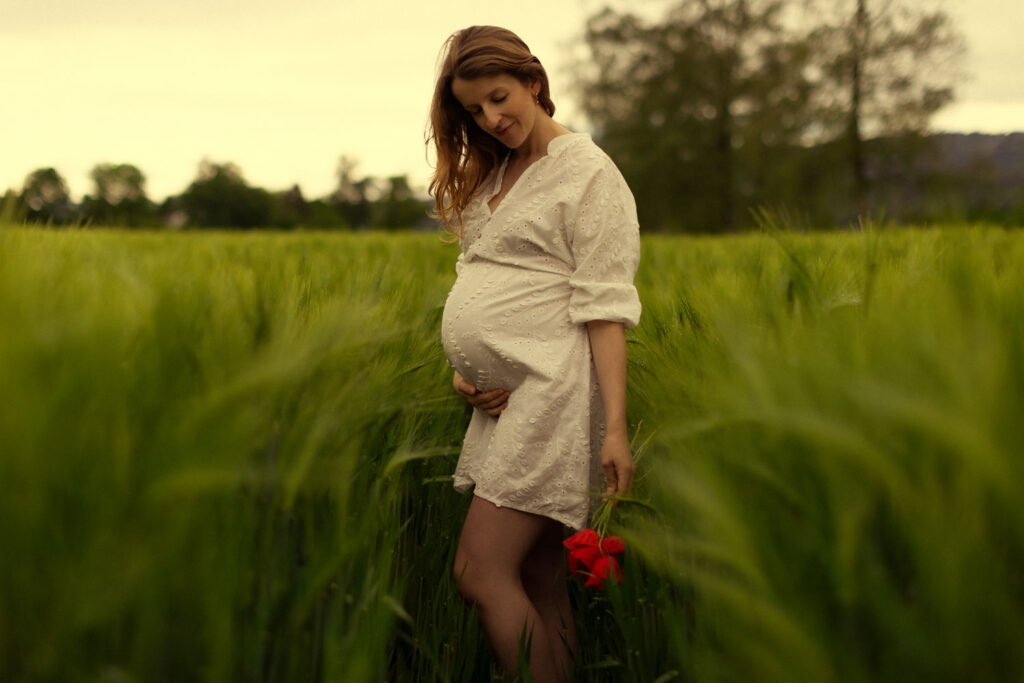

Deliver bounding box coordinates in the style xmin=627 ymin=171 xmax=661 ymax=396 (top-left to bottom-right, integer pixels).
xmin=463 ymin=92 xmax=508 ymax=115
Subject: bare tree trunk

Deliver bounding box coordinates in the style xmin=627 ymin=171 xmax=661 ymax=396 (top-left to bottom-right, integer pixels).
xmin=849 ymin=0 xmax=869 ymax=217
xmin=716 ymin=101 xmax=736 ymax=231
xmin=716 ymin=33 xmax=737 ymax=233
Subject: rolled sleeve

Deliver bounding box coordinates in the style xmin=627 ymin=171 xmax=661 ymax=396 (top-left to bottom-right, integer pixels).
xmin=567 ymin=164 xmax=642 ymax=328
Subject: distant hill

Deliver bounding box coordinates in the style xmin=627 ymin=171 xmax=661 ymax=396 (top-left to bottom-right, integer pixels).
xmin=869 ymin=133 xmax=1024 ymax=223
xmin=931 ymin=132 xmax=1024 ymax=190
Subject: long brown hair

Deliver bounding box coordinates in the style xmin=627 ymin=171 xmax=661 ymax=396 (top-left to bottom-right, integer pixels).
xmin=426 ymin=26 xmax=556 ymax=236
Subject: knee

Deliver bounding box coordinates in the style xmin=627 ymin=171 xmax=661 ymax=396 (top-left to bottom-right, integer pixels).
xmin=452 ymin=552 xmax=477 ymax=603
xmin=452 ymin=551 xmax=497 ymax=605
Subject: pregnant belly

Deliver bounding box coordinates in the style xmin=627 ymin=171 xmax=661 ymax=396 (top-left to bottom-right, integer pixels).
xmin=442 ymin=262 xmax=575 ymax=392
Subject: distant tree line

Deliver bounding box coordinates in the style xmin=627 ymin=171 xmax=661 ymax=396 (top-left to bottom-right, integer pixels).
xmin=4 ymin=0 xmax=1022 ymax=232
xmin=0 ymin=156 xmax=433 ymax=230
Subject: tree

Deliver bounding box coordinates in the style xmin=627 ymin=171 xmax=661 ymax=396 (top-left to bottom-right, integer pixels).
xmin=304 ymin=199 xmax=346 ymax=229
xmin=331 ymin=156 xmax=375 ymax=228
xmin=374 ymin=175 xmax=429 ymax=229
xmin=90 ymin=163 xmax=146 ymax=205
xmin=179 ymin=160 xmax=272 ymax=229
xmin=578 ymin=0 xmax=814 ymax=231
xmin=267 ymin=184 xmax=308 ymax=229
xmin=808 ymin=0 xmax=964 ymax=214
xmin=0 ymin=189 xmax=26 ymax=224
xmin=20 ymin=168 xmax=75 ymax=224
xmin=81 ymin=163 xmax=155 ymax=227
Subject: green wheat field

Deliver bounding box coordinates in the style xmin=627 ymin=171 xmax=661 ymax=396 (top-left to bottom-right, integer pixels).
xmin=1 ymin=222 xmax=1022 ymax=682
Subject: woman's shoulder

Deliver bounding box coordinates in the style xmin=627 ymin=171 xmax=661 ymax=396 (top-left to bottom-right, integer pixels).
xmin=549 ymin=133 xmax=631 ymax=193
xmin=549 ymin=132 xmax=608 ymax=165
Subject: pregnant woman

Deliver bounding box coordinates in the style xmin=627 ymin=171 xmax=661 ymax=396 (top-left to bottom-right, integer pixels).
xmin=427 ymin=25 xmax=642 ymax=682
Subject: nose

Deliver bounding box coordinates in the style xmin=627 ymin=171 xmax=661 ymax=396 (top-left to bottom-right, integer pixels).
xmin=482 ymin=105 xmax=502 ymax=131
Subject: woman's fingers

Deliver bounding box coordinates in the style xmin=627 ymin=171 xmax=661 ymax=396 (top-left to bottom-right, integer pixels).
xmin=474 ymin=389 xmax=508 ymax=407
xmin=475 ymin=390 xmax=510 ymax=416
xmin=603 ymin=461 xmax=625 ymax=497
xmin=603 ymin=467 xmax=617 ymax=498
xmin=453 ymin=371 xmax=477 ymax=397
xmin=617 ymin=460 xmax=634 ymax=495
xmin=601 ymin=436 xmax=635 ymax=500
xmin=452 ymin=372 xmax=510 ymax=415
xmin=485 ymin=397 xmax=509 ymax=416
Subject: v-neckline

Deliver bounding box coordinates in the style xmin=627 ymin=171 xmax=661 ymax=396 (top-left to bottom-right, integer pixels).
xmin=486 ymin=155 xmax=529 ymax=216
xmin=483 ymin=132 xmax=578 ymax=217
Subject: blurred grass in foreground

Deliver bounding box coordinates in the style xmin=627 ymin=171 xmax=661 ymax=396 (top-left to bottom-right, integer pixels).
xmin=0 ymin=224 xmax=1021 ymax=682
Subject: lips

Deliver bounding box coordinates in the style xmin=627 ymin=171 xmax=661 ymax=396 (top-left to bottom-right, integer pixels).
xmin=496 ymin=122 xmax=513 ymax=136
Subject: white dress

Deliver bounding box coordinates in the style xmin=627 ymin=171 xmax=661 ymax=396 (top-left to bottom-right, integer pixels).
xmin=441 ymin=132 xmax=642 ymax=529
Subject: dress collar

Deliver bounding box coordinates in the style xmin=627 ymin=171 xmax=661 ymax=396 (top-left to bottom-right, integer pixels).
xmin=546 ymin=132 xmax=589 ymax=157
xmin=484 ymin=132 xmax=590 ymax=202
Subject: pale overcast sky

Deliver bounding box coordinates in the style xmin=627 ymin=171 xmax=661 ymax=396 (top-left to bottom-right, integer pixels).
xmin=2 ymin=0 xmax=1021 ymax=201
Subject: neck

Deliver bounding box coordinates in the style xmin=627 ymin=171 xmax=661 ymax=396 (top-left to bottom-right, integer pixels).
xmin=514 ymin=112 xmax=570 ymax=162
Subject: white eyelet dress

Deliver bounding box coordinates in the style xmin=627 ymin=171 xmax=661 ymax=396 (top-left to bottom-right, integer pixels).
xmin=441 ymin=133 xmax=642 ymax=530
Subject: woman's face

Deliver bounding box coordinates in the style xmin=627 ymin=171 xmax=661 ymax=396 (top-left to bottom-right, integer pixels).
xmin=451 ymin=73 xmax=540 ymax=150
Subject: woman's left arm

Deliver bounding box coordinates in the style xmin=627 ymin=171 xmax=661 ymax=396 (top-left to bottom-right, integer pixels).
xmin=586 ymin=319 xmax=634 ymax=499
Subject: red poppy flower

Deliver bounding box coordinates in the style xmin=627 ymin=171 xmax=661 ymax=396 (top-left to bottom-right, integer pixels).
xmin=598 ymin=535 xmax=625 ymax=556
xmin=584 ymin=555 xmax=623 ymax=590
xmin=567 ymin=545 xmax=602 ymax=581
xmin=563 ymin=528 xmax=600 ymax=550
xmin=563 ymin=528 xmax=626 ymax=590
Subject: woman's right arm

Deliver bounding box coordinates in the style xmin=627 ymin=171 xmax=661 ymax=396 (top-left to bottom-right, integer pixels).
xmin=453 ymin=370 xmax=510 ymax=417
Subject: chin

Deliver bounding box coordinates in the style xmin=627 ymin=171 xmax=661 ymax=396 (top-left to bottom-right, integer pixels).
xmin=503 ymin=133 xmax=527 ymax=149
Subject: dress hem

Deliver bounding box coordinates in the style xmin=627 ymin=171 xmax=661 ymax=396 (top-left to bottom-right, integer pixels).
xmin=453 ymin=476 xmax=586 ymax=531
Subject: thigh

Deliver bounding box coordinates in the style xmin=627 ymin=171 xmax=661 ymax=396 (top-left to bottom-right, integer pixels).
xmin=521 ymin=521 xmax=567 ymax=595
xmin=456 ymin=496 xmax=552 ymax=580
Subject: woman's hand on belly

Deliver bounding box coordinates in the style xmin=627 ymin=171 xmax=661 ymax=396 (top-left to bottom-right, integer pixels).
xmin=453 ymin=370 xmax=511 ymax=418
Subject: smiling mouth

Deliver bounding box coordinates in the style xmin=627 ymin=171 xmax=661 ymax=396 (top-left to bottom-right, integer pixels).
xmin=496 ymin=123 xmax=513 ymax=136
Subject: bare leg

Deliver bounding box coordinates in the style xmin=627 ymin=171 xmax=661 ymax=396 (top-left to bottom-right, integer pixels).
xmin=521 ymin=521 xmax=577 ymax=681
xmin=453 ymin=496 xmax=563 ymax=682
